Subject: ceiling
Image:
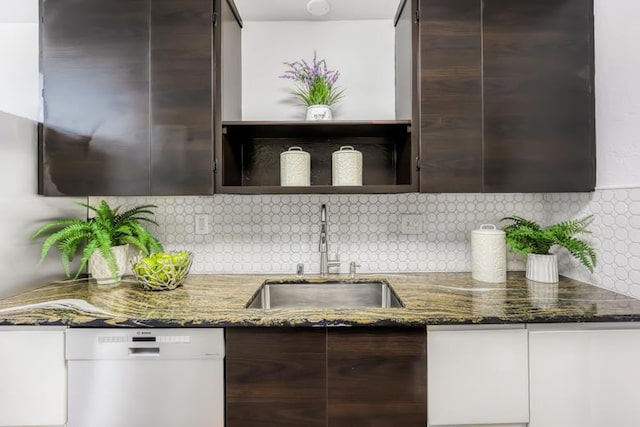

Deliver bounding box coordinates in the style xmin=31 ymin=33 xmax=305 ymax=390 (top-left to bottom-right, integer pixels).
xmin=233 ymin=0 xmax=403 ymax=22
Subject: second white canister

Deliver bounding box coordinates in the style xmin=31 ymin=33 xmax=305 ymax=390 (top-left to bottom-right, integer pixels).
xmin=280 ymin=147 xmax=310 ymax=186
xmin=332 ymin=146 xmax=362 ymax=186
xmin=471 ymin=224 xmax=507 ymax=283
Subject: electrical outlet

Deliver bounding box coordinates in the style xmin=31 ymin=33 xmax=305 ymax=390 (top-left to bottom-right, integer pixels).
xmin=195 ymin=214 xmax=210 ymax=235
xmin=400 ymin=214 xmax=423 ymax=235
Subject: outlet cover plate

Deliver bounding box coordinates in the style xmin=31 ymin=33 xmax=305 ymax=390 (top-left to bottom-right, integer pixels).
xmin=400 ymin=214 xmax=423 ymax=235
xmin=195 ymin=214 xmax=210 ymax=235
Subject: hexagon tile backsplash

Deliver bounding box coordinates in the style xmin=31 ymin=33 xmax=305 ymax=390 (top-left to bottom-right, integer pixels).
xmin=546 ymin=188 xmax=640 ymax=299
xmin=92 ymin=188 xmax=640 ymax=299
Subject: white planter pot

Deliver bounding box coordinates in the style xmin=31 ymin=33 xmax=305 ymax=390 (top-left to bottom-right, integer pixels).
xmin=526 ymin=253 xmax=559 ymax=283
xmin=306 ymin=104 xmax=332 ymax=121
xmin=88 ymin=244 xmax=129 ymax=285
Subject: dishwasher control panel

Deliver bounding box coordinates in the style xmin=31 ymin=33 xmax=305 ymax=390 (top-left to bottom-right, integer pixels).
xmin=67 ymin=328 xmax=224 ymax=360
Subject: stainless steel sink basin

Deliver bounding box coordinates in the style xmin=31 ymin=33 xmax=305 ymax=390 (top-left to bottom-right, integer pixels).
xmin=246 ymin=279 xmax=404 ymax=309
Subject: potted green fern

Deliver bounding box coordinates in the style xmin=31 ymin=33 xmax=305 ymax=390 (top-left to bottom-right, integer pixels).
xmin=501 ymin=215 xmax=596 ymax=283
xmin=33 ymin=200 xmax=163 ymax=285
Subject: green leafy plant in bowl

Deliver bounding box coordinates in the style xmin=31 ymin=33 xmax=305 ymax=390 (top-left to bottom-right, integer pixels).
xmin=33 ymin=200 xmax=163 ymax=284
xmin=132 ymin=251 xmax=193 ymax=291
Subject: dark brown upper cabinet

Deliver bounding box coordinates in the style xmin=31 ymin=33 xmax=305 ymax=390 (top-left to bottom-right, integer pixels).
xmin=215 ymin=0 xmax=420 ymax=194
xmin=39 ymin=0 xmax=214 ymax=196
xmin=483 ymin=0 xmax=595 ymax=192
xmin=420 ymin=0 xmax=483 ymax=193
xmin=419 ymin=0 xmax=595 ymax=193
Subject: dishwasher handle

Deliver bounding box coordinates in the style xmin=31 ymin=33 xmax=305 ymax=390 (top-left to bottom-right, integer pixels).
xmin=128 ymin=347 xmax=160 ymax=356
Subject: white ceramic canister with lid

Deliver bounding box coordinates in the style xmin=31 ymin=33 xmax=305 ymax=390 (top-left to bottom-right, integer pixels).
xmin=471 ymin=224 xmax=507 ymax=283
xmin=280 ymin=147 xmax=310 ymax=186
xmin=332 ymin=146 xmax=362 ymax=186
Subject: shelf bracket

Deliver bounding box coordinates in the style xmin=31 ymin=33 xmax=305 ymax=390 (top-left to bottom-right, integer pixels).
xmin=416 ymin=157 xmax=421 ymax=171
xmin=213 ymin=159 xmax=218 ymax=173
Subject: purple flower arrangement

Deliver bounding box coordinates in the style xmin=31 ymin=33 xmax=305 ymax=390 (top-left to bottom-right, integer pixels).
xmin=280 ymin=51 xmax=345 ymax=107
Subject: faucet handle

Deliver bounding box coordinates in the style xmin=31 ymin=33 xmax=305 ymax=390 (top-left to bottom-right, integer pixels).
xmin=296 ymin=263 xmax=304 ymax=277
xmin=349 ymin=261 xmax=361 ymax=278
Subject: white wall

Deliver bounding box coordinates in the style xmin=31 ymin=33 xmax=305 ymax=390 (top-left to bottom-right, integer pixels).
xmin=594 ymin=0 xmax=640 ymax=189
xmin=0 ymin=0 xmax=84 ymax=298
xmin=241 ymin=20 xmax=396 ymax=121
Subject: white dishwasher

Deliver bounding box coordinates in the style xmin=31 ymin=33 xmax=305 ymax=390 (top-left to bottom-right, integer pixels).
xmin=66 ymin=328 xmax=224 ymax=427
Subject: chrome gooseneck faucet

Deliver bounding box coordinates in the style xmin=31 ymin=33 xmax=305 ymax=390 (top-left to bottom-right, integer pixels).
xmin=319 ymin=204 xmax=340 ymax=277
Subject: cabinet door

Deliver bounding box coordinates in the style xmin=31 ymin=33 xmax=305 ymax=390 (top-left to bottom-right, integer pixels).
xmin=427 ymin=327 xmax=529 ymax=426
xmin=483 ymin=0 xmax=595 ymax=192
xmin=41 ymin=0 xmax=150 ymax=196
xmin=327 ymin=328 xmax=426 ymax=427
xmin=529 ymin=329 xmax=640 ymax=427
xmin=0 ymin=329 xmax=66 ymax=426
xmin=40 ymin=0 xmax=214 ymax=196
xmin=149 ymin=0 xmax=213 ymax=195
xmin=225 ymin=328 xmax=327 ymax=427
xmin=420 ymin=0 xmax=483 ymax=192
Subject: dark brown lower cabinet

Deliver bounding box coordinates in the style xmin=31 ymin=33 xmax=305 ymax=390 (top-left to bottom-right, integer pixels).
xmin=327 ymin=329 xmax=427 ymax=427
xmin=226 ymin=328 xmax=326 ymax=427
xmin=225 ymin=328 xmax=426 ymax=427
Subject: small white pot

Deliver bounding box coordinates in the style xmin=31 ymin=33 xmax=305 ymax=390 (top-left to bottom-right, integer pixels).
xmin=88 ymin=244 xmax=129 ymax=285
xmin=526 ymin=253 xmax=559 ymax=283
xmin=306 ymin=105 xmax=332 ymax=121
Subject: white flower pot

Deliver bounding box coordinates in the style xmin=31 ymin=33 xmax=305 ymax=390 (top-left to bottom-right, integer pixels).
xmin=526 ymin=253 xmax=559 ymax=283
xmin=88 ymin=244 xmax=129 ymax=285
xmin=306 ymin=104 xmax=332 ymax=121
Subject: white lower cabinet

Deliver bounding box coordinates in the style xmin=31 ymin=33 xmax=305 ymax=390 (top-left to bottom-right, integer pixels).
xmin=427 ymin=326 xmax=529 ymax=426
xmin=0 ymin=327 xmax=66 ymax=427
xmin=529 ymin=325 xmax=640 ymax=427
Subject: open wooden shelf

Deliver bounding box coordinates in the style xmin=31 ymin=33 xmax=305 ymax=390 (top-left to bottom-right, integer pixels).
xmin=217 ymin=120 xmax=417 ymax=194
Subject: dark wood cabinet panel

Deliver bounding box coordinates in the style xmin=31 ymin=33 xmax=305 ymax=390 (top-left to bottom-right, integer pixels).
xmin=149 ymin=0 xmax=213 ymax=195
xmin=483 ymin=0 xmax=595 ymax=192
xmin=327 ymin=328 xmax=427 ymax=427
xmin=420 ymin=0 xmax=483 ymax=192
xmin=419 ymin=0 xmax=594 ymax=193
xmin=39 ymin=0 xmax=214 ymax=196
xmin=225 ymin=328 xmax=327 ymax=427
xmin=225 ymin=328 xmax=427 ymax=427
xmin=40 ymin=0 xmax=150 ymax=196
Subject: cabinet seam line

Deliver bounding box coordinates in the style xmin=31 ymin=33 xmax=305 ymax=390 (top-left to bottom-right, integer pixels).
xmin=480 ymin=0 xmax=485 ymax=192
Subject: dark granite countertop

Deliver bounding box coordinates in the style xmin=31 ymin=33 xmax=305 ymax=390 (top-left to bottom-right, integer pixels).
xmin=1 ymin=272 xmax=639 ymax=327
